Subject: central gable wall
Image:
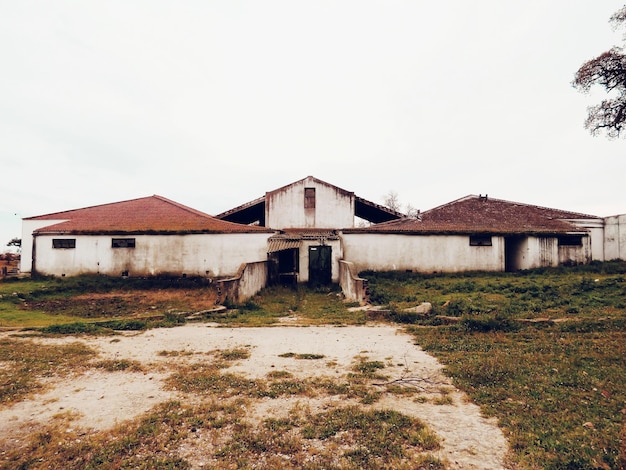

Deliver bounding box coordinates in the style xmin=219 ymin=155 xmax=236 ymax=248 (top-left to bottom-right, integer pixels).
xmin=266 ymin=177 xmax=355 ymax=229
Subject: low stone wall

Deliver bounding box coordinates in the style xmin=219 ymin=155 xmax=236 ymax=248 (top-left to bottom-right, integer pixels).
xmin=216 ymin=261 xmax=268 ymax=304
xmin=339 ymin=260 xmax=368 ymax=304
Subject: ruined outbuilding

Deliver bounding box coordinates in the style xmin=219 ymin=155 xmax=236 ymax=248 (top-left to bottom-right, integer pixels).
xmin=19 ymin=177 xmax=626 ymax=303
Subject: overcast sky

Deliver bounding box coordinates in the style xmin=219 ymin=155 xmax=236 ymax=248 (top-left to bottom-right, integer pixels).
xmin=2 ymin=1 xmax=625 ymax=249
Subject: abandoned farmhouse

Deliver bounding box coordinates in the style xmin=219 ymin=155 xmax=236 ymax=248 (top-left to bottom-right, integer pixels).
xmin=20 ymin=176 xmax=626 ymax=302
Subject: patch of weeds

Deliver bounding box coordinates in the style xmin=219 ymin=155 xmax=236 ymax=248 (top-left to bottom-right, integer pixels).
xmin=2 ymin=400 xmax=195 ymax=469
xmin=432 ymin=395 xmax=454 ymax=405
xmin=266 ymin=370 xmax=293 ymax=379
xmin=308 ymin=376 xmax=381 ymax=404
xmin=352 ymin=358 xmax=388 ymax=379
xmin=39 ymin=322 xmax=114 ymax=335
xmin=92 ymin=359 xmax=144 ymax=372
xmin=278 ymin=352 xmax=325 ymax=360
xmin=260 ymin=379 xmax=311 ymax=398
xmin=460 ymin=314 xmax=518 ymax=333
xmin=222 ymin=285 xmax=363 ymax=326
xmin=239 ymin=300 xmax=262 ymax=311
xmin=359 ymin=390 xmax=383 ymax=404
xmin=0 ymin=338 xmax=96 ymax=406
xmin=157 ymin=349 xmax=194 ymax=357
xmin=97 ymin=319 xmax=148 ymax=331
xmin=166 ymin=364 xmax=260 ymax=397
xmin=215 ymin=424 xmax=303 ymax=463
xmin=302 ymin=406 xmax=441 ymax=466
xmin=263 ymin=416 xmax=299 ymax=432
xmin=219 ymin=347 xmax=251 ymax=361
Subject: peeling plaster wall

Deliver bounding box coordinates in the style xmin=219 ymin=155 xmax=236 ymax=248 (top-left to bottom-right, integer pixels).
xmin=558 ymin=237 xmax=592 ymax=265
xmin=20 ymin=219 xmax=68 ymax=274
xmin=604 ymin=214 xmax=626 ymax=261
xmin=341 ymin=233 xmax=505 ymax=273
xmin=266 ymin=177 xmax=354 ymax=229
xmin=568 ymin=219 xmax=605 ymax=261
xmin=514 ymin=236 xmax=558 ymax=270
xmin=32 ymin=233 xmax=273 ymax=278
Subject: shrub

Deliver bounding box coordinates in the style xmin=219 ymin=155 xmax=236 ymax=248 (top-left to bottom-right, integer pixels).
xmin=460 ymin=315 xmax=518 ymax=333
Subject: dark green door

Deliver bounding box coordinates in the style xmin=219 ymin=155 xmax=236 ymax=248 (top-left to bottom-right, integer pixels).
xmin=308 ymin=245 xmax=332 ymax=286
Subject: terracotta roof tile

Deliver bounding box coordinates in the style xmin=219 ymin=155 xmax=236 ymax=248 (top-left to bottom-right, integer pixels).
xmin=28 ymin=195 xmax=273 ymax=235
xmin=345 ymin=195 xmax=599 ymax=234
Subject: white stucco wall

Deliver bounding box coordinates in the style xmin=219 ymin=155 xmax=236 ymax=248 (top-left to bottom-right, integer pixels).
xmin=604 ymin=214 xmax=626 ymax=260
xmin=341 ymin=233 xmax=505 ymax=273
xmin=509 ymin=236 xmax=563 ymax=270
xmin=568 ymin=219 xmax=605 ymax=261
xmin=31 ymin=232 xmax=273 ymax=278
xmin=20 ymin=219 xmax=69 ymax=274
xmin=558 ymin=236 xmax=592 ymax=266
xmin=266 ymin=177 xmax=355 ymax=229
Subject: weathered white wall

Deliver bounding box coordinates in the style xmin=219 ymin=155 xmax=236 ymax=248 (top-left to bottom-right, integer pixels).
xmin=338 ymin=260 xmax=368 ymax=303
xmin=341 ymin=233 xmax=505 ymax=273
xmin=20 ymin=219 xmax=68 ymax=274
xmin=217 ymin=261 xmax=268 ymax=303
xmin=32 ymin=233 xmax=273 ymax=278
xmin=266 ymin=177 xmax=354 ymax=229
xmin=512 ymin=236 xmax=559 ymax=270
xmin=604 ymin=214 xmax=626 ymax=260
xmin=558 ymin=236 xmax=592 ymax=265
xmin=568 ymin=219 xmax=605 ymax=261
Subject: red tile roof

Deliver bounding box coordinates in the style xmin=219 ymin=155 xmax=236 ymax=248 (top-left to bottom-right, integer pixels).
xmin=344 ymin=195 xmax=599 ymax=235
xmin=28 ymin=195 xmax=274 ymax=235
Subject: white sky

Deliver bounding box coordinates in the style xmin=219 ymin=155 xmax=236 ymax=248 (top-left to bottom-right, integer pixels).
xmin=1 ymin=1 xmax=625 ymax=249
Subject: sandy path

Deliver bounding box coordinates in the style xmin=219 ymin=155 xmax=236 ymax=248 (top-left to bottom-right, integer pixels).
xmin=0 ymin=324 xmax=509 ymax=469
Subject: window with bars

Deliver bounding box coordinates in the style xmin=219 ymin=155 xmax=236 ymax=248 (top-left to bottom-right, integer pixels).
xmin=52 ymin=239 xmax=76 ymax=249
xmin=558 ymin=235 xmax=583 ymax=246
xmin=112 ymin=238 xmax=136 ymax=248
xmin=469 ymin=235 xmax=492 ymax=246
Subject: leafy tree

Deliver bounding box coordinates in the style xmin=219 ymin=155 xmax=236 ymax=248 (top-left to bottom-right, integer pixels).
xmin=573 ymin=6 xmax=626 ymax=138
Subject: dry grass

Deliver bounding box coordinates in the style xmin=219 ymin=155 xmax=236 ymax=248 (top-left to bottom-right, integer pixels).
xmin=0 ymin=337 xmax=96 ymax=407
xmin=1 ymin=345 xmax=446 ymax=470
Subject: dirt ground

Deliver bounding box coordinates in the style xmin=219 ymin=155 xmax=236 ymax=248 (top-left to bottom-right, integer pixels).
xmin=0 ymin=323 xmax=509 ymax=469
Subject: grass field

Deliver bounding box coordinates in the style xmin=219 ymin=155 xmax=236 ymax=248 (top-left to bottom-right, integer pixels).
xmin=365 ymin=261 xmax=626 ymax=469
xmin=1 ymin=263 xmax=625 ymax=468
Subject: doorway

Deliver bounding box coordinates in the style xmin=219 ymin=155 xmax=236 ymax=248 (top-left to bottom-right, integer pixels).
xmin=308 ymin=245 xmax=332 ymax=286
xmin=505 ymin=236 xmax=524 ymax=272
xmin=268 ymin=248 xmax=299 ymax=286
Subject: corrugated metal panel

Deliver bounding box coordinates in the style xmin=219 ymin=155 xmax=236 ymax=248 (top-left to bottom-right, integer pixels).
xmin=267 ymin=239 xmax=301 ymax=253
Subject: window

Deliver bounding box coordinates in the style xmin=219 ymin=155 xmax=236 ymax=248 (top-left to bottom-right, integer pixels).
xmin=112 ymin=238 xmax=136 ymax=248
xmin=558 ymin=235 xmax=583 ymax=246
xmin=469 ymin=235 xmax=492 ymax=246
xmin=53 ymin=239 xmax=76 ymax=249
xmin=304 ymin=187 xmax=316 ymax=209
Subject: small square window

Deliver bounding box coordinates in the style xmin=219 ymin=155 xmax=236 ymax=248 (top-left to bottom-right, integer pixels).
xmin=53 ymin=239 xmax=76 ymax=249
xmin=469 ymin=235 xmax=492 ymax=246
xmin=112 ymin=238 xmax=136 ymax=248
xmin=558 ymin=235 xmax=583 ymax=246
